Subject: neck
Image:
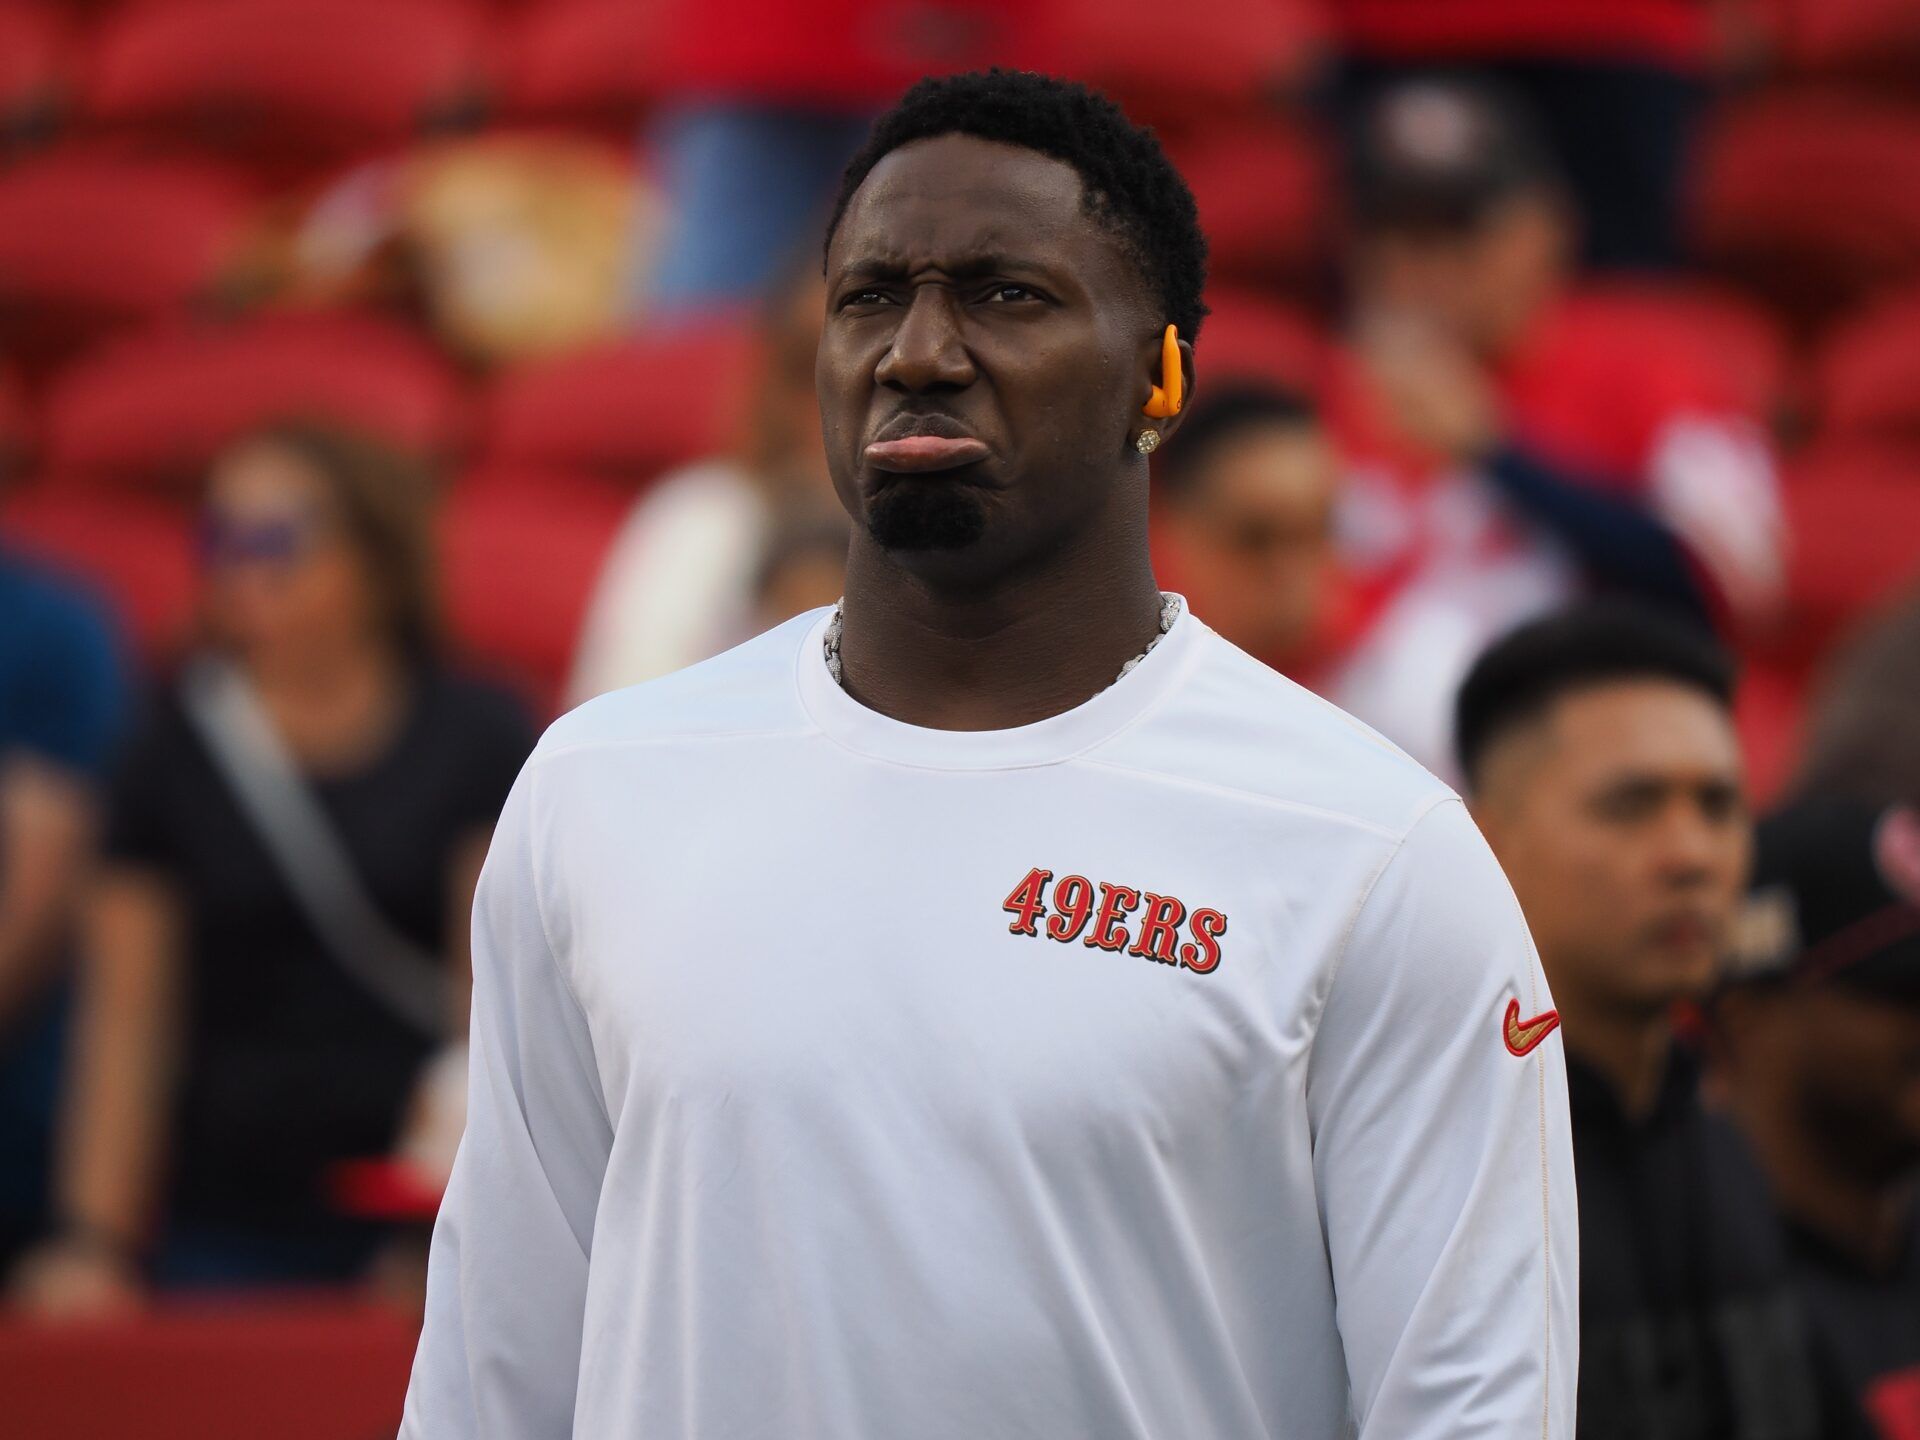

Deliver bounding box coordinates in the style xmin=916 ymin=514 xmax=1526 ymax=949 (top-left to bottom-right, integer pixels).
xmin=1561 ymin=997 xmax=1675 ymax=1121
xmin=1732 ymin=1086 xmax=1915 ymax=1273
xmin=834 ymin=522 xmax=1164 ymax=731
xmin=241 ymin=634 xmax=410 ymax=766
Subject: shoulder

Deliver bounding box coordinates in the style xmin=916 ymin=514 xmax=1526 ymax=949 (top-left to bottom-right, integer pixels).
xmin=1 ymin=552 xmax=119 ymax=664
xmin=416 ymin=666 xmax=537 ymax=742
xmin=532 ymin=608 xmax=822 ymax=765
xmin=1093 ymin=619 xmax=1455 ymax=841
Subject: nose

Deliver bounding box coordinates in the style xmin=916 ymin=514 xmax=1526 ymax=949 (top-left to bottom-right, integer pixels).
xmin=1654 ymin=799 xmax=1729 ymax=890
xmin=874 ymin=285 xmax=976 ymax=394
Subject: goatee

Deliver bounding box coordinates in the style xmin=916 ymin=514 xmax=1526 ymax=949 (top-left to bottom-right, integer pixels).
xmin=865 ymin=481 xmax=987 ymax=551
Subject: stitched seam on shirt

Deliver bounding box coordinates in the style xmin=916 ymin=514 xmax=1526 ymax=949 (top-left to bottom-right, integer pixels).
xmin=1317 ymin=791 xmax=1458 ymax=1009
xmin=1529 ymin=930 xmax=1554 ymax=1440
xmin=522 ymin=762 xmax=613 ymax=1131
xmin=801 ymin=722 xmax=1097 ymax=774
xmin=1539 ymin=1025 xmax=1552 ymax=1440
xmin=529 ymin=725 xmax=820 ymax=769
xmin=1073 ymin=756 xmax=1418 ymax=840
xmin=787 ymin=606 xmax=1209 ymax=775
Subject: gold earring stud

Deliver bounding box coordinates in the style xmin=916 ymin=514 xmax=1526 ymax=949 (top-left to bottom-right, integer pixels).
xmin=1135 ymin=428 xmax=1161 ymax=455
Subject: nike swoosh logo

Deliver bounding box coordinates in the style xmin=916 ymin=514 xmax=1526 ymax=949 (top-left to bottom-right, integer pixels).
xmin=1503 ymin=999 xmax=1561 ymax=1057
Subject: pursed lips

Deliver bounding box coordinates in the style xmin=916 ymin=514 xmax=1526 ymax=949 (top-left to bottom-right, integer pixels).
xmin=864 ymin=415 xmax=991 ymax=474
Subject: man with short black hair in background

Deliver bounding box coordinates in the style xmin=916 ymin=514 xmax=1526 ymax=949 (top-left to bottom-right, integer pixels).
xmin=1458 ymin=603 xmax=1820 ymax=1439
xmin=1151 ymin=382 xmax=1341 ymax=688
xmin=1714 ymin=799 xmax=1920 ymax=1439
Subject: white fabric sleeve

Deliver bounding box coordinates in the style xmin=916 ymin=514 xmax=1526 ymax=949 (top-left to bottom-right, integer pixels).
xmin=1306 ymin=796 xmax=1578 ymax=1438
xmin=400 ymin=762 xmax=613 ymax=1439
xmin=1648 ymin=412 xmax=1786 ymax=620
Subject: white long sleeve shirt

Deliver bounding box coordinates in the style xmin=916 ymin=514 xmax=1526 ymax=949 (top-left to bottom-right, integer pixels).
xmin=402 ymin=601 xmax=1578 ymax=1439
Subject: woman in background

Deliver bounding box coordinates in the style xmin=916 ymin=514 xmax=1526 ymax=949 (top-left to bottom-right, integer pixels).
xmin=9 ymin=421 xmax=533 ymax=1314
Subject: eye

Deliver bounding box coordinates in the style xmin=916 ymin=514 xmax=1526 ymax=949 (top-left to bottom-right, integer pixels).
xmin=984 ymin=283 xmax=1037 ymax=303
xmin=839 ymin=287 xmax=895 ymax=309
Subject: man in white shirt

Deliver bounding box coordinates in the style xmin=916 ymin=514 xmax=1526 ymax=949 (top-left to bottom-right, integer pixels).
xmin=402 ymin=69 xmax=1577 ymax=1439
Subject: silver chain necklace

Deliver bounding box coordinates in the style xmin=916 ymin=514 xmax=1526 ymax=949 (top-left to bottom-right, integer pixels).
xmin=823 ymin=592 xmax=1182 ymax=689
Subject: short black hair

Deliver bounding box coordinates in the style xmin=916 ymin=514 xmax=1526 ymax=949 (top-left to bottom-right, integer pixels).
xmin=1156 ymin=382 xmax=1318 ymax=500
xmin=824 ymin=69 xmax=1209 ymax=340
xmin=1455 ymin=602 xmax=1737 ymax=789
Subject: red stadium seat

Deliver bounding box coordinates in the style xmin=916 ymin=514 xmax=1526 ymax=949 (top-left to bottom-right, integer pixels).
xmin=0 ymin=1 xmax=70 ymax=145
xmin=1780 ymin=442 xmax=1920 ymax=647
xmin=498 ymin=0 xmax=669 ymax=132
xmin=1814 ymin=286 xmax=1920 ymax=442
xmin=439 ymin=467 xmax=632 ymax=715
xmin=481 ymin=322 xmax=760 ymax=482
xmin=1742 ymin=0 xmax=1920 ymax=81
xmin=1692 ymin=93 xmax=1920 ymax=318
xmin=42 ymin=311 xmax=467 ymax=489
xmin=1034 ymin=0 xmax=1329 ymax=134
xmin=1173 ymin=122 xmax=1330 ymax=292
xmin=83 ymin=0 xmax=490 ymax=176
xmin=0 ymin=365 xmax=32 ymax=478
xmin=1733 ymin=653 xmax=1810 ymax=810
xmin=0 ymin=482 xmax=196 ymax=658
xmin=1195 ymin=291 xmax=1330 ymax=396
xmin=0 ymin=1295 xmax=418 ymax=1440
xmin=1551 ymin=281 xmax=1795 ymax=422
xmin=0 ymin=150 xmax=252 ymax=373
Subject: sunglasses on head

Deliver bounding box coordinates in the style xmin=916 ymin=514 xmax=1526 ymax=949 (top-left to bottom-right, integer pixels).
xmin=196 ymin=509 xmax=324 ymax=568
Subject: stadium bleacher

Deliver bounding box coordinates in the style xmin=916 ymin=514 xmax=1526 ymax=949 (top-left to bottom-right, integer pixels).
xmin=0 ymin=0 xmax=1906 ymax=734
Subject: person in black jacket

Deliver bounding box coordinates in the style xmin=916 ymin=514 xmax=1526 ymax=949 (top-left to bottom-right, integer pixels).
xmin=8 ymin=420 xmax=534 ymax=1316
xmin=1712 ymin=797 xmax=1920 ymax=1440
xmin=1457 ymin=603 xmax=1821 ymax=1439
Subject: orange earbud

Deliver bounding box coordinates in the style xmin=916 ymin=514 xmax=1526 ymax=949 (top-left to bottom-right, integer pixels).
xmin=1143 ymin=324 xmax=1183 ymax=418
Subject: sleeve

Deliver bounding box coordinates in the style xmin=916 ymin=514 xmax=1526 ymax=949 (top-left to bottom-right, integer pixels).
xmin=1644 ymin=413 xmax=1787 ymax=622
xmin=12 ymin=580 xmax=125 ymax=778
xmin=400 ymin=759 xmax=614 ymax=1439
xmin=98 ymin=694 xmax=179 ymax=871
xmin=1483 ymin=444 xmax=1711 ymax=623
xmin=1306 ymin=796 xmax=1578 ymax=1439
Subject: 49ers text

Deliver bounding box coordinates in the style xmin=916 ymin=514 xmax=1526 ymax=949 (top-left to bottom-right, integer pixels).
xmin=1002 ymin=867 xmax=1227 ymax=974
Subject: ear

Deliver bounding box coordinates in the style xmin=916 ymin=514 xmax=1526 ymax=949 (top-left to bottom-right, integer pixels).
xmin=1139 ymin=324 xmax=1196 ymax=442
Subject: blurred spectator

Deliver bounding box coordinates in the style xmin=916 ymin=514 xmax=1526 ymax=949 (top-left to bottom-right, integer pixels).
xmin=640 ymin=0 xmax=1022 ymax=315
xmin=749 ymin=508 xmax=851 ymax=637
xmin=567 ymin=266 xmax=839 ymax=703
xmin=1331 ymin=0 xmax=1711 ymax=268
xmin=1150 ymin=383 xmax=1346 ymax=687
xmin=1795 ymin=586 xmax=1920 ymax=810
xmin=1714 ymin=798 xmax=1920 ymax=1439
xmin=0 ymin=553 xmax=123 ymax=1276
xmin=285 ymin=135 xmax=649 ymax=366
xmin=1327 ymin=79 xmax=1783 ymax=775
xmin=8 ymin=422 xmax=532 ymax=1315
xmin=1457 ymin=604 xmax=1821 ymax=1439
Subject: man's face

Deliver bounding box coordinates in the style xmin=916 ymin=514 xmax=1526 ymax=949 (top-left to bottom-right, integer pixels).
xmin=817 ymin=133 xmax=1170 ymax=586
xmin=1354 ymin=195 xmax=1567 ymax=360
xmin=1475 ymin=680 xmax=1751 ymax=1017
xmin=1163 ymin=422 xmax=1335 ymax=663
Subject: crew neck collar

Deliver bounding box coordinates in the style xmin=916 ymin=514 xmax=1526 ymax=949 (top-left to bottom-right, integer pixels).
xmin=794 ymin=595 xmax=1203 ymax=771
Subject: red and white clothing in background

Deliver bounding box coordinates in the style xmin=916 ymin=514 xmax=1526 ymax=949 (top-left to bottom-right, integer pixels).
xmin=1323 ymin=292 xmax=1784 ymax=777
